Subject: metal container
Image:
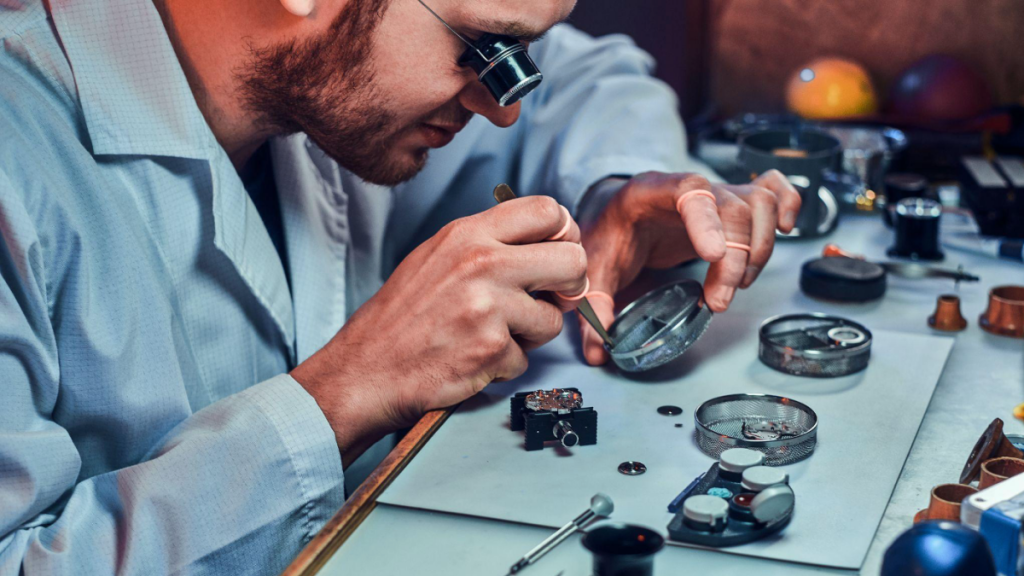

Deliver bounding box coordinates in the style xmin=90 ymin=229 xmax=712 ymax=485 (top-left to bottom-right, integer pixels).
xmin=758 ymin=313 xmax=872 ymax=378
xmin=694 ymin=394 xmax=818 ymax=465
xmin=606 ymin=280 xmax=713 ymax=372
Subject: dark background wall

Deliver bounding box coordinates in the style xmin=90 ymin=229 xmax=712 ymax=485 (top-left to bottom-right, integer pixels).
xmin=568 ymin=0 xmax=1024 ymax=120
xmin=566 ymin=0 xmax=711 ymax=119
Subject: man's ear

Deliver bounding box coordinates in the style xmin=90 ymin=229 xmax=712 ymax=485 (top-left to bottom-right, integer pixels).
xmin=280 ymin=0 xmax=314 ymax=17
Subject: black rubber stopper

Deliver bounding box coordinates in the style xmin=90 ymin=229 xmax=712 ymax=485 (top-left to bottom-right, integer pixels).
xmin=657 ymin=405 xmax=683 ymax=416
xmin=800 ymin=257 xmax=887 ymax=302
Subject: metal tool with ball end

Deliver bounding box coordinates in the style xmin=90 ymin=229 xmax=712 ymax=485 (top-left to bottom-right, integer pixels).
xmin=506 ymin=493 xmax=615 ymax=575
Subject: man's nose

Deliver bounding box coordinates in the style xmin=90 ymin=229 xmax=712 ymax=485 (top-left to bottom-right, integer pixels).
xmin=457 ymin=80 xmax=521 ymax=128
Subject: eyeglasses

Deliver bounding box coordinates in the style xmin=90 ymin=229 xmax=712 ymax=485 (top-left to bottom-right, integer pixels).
xmin=417 ymin=0 xmax=543 ymax=107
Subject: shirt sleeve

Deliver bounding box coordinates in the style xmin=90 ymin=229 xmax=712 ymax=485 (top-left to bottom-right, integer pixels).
xmin=516 ymin=25 xmax=722 ymax=215
xmin=0 ymin=174 xmax=345 ymax=575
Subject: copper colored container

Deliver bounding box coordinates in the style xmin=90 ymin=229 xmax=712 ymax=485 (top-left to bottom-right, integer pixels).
xmin=979 ymin=457 xmax=1024 ymax=489
xmin=914 ymin=483 xmax=978 ymax=523
xmin=928 ymin=294 xmax=968 ymax=332
xmin=961 ymin=418 xmax=1024 ymax=483
xmin=979 ymin=285 xmax=1024 ymax=338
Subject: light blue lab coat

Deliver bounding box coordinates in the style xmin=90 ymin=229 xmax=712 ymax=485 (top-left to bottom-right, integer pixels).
xmin=0 ymin=0 xmax=707 ymax=573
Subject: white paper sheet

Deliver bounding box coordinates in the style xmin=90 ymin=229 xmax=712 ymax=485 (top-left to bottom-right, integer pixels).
xmin=379 ymin=313 xmax=953 ymax=570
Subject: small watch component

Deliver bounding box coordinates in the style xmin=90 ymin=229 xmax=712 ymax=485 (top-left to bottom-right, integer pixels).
xmin=657 ymin=405 xmax=683 ymax=416
xmin=510 ymin=388 xmax=597 ymax=451
xmin=618 ymin=461 xmax=647 ymax=475
xmin=741 ymin=420 xmax=802 ymax=441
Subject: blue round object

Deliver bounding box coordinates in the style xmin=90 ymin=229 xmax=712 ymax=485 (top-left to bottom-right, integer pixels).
xmin=707 ymin=487 xmax=733 ymax=499
xmin=882 ymin=521 xmax=996 ymax=576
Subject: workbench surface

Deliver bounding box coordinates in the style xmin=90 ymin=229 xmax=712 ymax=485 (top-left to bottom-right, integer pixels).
xmin=317 ymin=213 xmax=1022 ymax=576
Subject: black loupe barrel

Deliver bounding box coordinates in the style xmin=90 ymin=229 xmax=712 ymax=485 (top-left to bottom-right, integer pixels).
xmin=582 ymin=523 xmax=665 ymax=576
xmin=459 ymin=34 xmax=543 ymax=106
xmin=888 ymin=198 xmax=944 ymax=261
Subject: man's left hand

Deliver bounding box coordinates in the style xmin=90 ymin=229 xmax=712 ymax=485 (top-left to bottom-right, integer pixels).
xmin=579 ymin=169 xmax=802 ymax=365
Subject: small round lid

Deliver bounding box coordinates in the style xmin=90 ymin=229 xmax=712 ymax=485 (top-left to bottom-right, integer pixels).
xmin=741 ymin=466 xmax=789 ymax=492
xmin=720 ymin=448 xmax=765 ymax=473
xmin=750 ymin=485 xmax=795 ymax=523
xmin=683 ymin=495 xmax=729 ymax=524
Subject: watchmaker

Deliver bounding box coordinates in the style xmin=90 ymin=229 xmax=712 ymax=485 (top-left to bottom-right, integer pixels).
xmin=0 ymin=0 xmax=799 ymax=573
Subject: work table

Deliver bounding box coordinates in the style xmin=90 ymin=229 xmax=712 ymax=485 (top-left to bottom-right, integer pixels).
xmin=308 ymin=213 xmax=1022 ymax=576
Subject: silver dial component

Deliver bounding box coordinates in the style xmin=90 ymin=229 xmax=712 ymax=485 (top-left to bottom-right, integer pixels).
xmin=554 ymin=420 xmax=579 ymax=448
xmin=618 ymin=461 xmax=647 ymax=475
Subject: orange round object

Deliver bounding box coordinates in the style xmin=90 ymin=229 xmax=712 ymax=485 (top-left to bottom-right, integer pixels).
xmin=786 ymin=57 xmax=879 ymax=120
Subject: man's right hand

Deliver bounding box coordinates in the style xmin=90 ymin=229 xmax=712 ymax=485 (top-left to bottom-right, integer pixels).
xmin=290 ymin=196 xmax=588 ymax=466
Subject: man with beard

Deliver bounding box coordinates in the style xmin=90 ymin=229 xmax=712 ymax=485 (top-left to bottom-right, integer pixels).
xmin=0 ymin=0 xmax=799 ymax=573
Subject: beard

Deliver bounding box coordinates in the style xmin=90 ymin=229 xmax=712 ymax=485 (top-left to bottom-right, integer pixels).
xmin=238 ymin=0 xmax=429 ymax=186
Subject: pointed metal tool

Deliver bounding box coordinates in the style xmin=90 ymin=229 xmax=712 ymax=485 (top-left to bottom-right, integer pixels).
xmin=492 ymin=184 xmax=615 ymax=347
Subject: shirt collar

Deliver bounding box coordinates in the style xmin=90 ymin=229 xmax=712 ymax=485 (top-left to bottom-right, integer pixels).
xmin=49 ymin=0 xmax=216 ymax=159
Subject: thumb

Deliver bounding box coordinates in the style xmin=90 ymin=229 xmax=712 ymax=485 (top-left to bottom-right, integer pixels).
xmin=579 ymin=290 xmax=616 ymax=366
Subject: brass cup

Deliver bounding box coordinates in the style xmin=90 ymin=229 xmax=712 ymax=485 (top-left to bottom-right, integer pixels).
xmin=914 ymin=483 xmax=978 ymax=523
xmin=928 ymin=294 xmax=968 ymax=332
xmin=979 ymin=457 xmax=1024 ymax=489
xmin=979 ymin=285 xmax=1024 ymax=338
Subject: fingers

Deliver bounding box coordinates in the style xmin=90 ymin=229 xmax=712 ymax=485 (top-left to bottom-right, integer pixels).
xmin=474 ymin=196 xmax=579 ymax=246
xmin=674 ymin=185 xmax=727 ymax=263
xmin=505 ymin=291 xmax=566 ymax=351
xmin=578 ymin=290 xmax=616 ymax=366
xmin=500 ymin=241 xmax=589 ymax=297
xmin=702 ymin=189 xmax=752 ymax=312
xmin=727 ymin=185 xmax=778 ymax=288
xmin=490 ymin=337 xmax=530 ymax=382
xmin=546 ymin=205 xmax=581 ymax=244
xmin=550 ymin=277 xmax=590 ymax=313
xmin=752 ymin=169 xmax=802 ymax=233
